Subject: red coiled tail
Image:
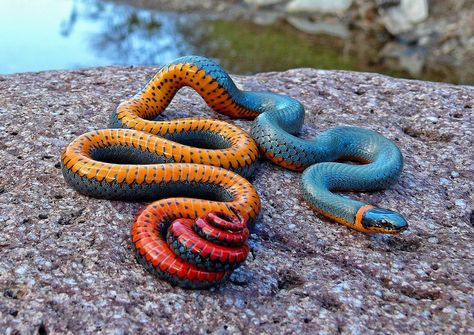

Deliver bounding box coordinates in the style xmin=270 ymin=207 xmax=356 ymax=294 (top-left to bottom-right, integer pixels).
xmin=132 ymin=209 xmax=250 ymax=289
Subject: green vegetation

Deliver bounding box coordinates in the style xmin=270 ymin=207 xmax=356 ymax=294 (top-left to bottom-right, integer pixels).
xmin=184 ymin=19 xmax=356 ymax=74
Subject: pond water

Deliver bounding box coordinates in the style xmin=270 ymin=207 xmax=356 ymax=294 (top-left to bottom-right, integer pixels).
xmin=0 ymin=0 xmax=469 ymax=84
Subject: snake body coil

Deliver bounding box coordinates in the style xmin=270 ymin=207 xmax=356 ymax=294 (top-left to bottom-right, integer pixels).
xmin=247 ymin=94 xmax=408 ymax=233
xmin=62 ymin=56 xmax=262 ymax=288
xmin=62 ymin=56 xmax=407 ymax=289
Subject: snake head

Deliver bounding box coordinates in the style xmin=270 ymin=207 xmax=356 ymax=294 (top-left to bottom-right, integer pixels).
xmin=361 ymin=208 xmax=408 ymax=234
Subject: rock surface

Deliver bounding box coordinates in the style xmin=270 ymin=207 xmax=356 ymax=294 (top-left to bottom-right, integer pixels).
xmin=0 ymin=67 xmax=473 ymax=334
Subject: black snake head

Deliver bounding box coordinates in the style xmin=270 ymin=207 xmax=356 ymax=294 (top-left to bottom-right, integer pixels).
xmin=362 ymin=208 xmax=408 ymax=234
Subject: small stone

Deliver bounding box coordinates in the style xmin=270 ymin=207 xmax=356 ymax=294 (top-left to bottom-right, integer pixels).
xmin=401 ymin=0 xmax=428 ymax=24
xmin=286 ymin=0 xmax=353 ymax=14
xmin=451 ymin=171 xmax=460 ymax=178
xmin=454 ymin=199 xmax=466 ymax=209
xmin=286 ymin=17 xmax=350 ymax=38
xmin=439 ymin=178 xmax=450 ymax=186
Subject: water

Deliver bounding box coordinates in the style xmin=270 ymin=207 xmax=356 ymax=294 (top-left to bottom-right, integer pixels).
xmin=0 ymin=0 xmax=469 ymax=84
xmin=0 ymin=0 xmax=187 ymax=73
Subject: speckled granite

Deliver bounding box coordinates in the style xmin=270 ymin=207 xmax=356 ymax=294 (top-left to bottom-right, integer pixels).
xmin=0 ymin=67 xmax=472 ymax=334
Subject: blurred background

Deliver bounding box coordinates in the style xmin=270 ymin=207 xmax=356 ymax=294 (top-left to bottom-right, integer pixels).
xmin=0 ymin=0 xmax=472 ymax=84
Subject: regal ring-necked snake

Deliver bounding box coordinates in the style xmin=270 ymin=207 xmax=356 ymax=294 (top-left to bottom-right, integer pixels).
xmin=61 ymin=56 xmax=408 ymax=289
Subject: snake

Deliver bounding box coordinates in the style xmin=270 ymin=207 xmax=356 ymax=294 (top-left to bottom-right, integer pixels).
xmin=61 ymin=55 xmax=407 ymax=289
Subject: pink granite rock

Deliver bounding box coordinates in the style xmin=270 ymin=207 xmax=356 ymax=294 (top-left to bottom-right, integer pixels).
xmin=0 ymin=67 xmax=472 ymax=334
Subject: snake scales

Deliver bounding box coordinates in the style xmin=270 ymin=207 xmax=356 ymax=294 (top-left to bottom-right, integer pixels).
xmin=61 ymin=56 xmax=407 ymax=288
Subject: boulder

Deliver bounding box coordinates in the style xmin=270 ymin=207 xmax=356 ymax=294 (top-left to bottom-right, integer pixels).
xmin=379 ymin=0 xmax=429 ymax=34
xmin=0 ymin=67 xmax=472 ymax=334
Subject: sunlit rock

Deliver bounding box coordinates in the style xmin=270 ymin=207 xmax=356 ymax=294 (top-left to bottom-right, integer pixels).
xmin=0 ymin=64 xmax=472 ymax=333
